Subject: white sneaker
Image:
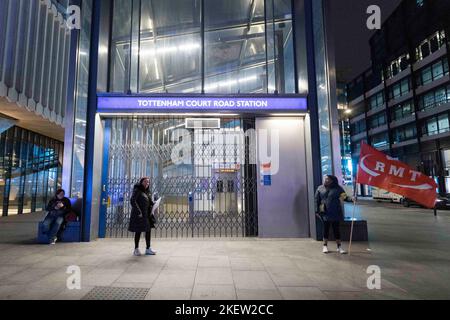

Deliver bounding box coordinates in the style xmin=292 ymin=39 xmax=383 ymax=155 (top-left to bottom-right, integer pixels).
xmin=145 ymin=248 xmax=156 ymax=255
xmin=337 ymin=247 xmax=347 ymax=254
xmin=50 ymin=238 xmax=57 ymax=245
xmin=133 ymin=249 xmax=142 ymax=256
xmin=322 ymin=245 xmax=329 ymax=253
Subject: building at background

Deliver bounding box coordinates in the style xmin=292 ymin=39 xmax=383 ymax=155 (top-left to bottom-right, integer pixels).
xmin=346 ymin=0 xmax=450 ymax=196
xmin=0 ymin=0 xmax=71 ymax=216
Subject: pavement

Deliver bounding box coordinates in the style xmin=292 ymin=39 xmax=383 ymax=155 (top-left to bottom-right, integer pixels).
xmin=0 ymin=200 xmax=449 ymax=300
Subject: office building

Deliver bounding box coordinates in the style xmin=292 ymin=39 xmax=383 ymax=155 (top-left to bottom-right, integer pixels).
xmin=346 ymin=0 xmax=450 ymax=196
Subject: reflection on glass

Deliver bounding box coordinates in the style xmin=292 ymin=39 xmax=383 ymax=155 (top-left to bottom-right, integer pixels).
xmin=0 ymin=127 xmax=63 ymax=216
xmin=109 ymin=0 xmax=297 ymax=94
xmin=105 ymin=117 xmax=255 ymax=238
xmin=71 ymin=0 xmax=92 ymax=198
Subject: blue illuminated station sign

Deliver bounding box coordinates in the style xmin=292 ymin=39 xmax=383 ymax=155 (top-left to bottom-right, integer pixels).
xmin=97 ymin=95 xmax=307 ymax=113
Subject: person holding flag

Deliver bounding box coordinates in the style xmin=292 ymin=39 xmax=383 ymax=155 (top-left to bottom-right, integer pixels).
xmin=315 ymin=175 xmax=351 ymax=254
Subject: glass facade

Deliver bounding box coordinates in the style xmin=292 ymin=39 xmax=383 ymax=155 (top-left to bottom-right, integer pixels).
xmin=312 ymin=0 xmax=333 ymax=176
xmin=418 ymin=84 xmax=450 ymax=111
xmin=391 ymin=100 xmax=414 ymax=121
xmin=388 ymin=78 xmax=411 ymax=100
xmin=416 ymin=58 xmax=449 ymax=87
xmin=109 ymin=0 xmax=296 ymax=95
xmin=70 ymin=0 xmax=93 ymax=198
xmin=0 ymin=127 xmax=63 ymax=216
xmin=368 ymin=92 xmax=385 ymax=111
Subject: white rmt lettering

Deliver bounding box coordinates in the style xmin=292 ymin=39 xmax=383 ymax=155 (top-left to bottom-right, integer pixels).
xmin=366 ymin=5 xmax=381 ymax=30
xmin=375 ymin=161 xmax=385 ymax=172
xmin=409 ymin=170 xmax=421 ymax=182
xmin=389 ymin=165 xmax=405 ymax=178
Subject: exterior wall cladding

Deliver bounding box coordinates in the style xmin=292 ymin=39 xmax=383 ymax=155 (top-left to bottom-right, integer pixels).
xmin=0 ymin=0 xmax=72 ymax=126
xmin=346 ymin=0 xmax=450 ymax=195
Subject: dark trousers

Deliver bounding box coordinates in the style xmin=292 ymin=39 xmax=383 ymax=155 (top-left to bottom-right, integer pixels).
xmin=42 ymin=211 xmax=65 ymax=242
xmin=135 ymin=230 xmax=151 ymax=249
xmin=323 ymin=221 xmax=341 ymax=241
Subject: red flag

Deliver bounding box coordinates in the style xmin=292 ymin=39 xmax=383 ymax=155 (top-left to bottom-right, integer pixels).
xmin=356 ymin=142 xmax=437 ymax=208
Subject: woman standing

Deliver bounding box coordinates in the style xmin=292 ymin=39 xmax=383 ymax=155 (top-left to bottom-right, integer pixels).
xmin=129 ymin=177 xmax=157 ymax=256
xmin=315 ymin=175 xmax=349 ymax=254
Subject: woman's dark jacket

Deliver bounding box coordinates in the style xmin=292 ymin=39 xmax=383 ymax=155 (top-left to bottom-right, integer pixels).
xmin=315 ymin=184 xmax=347 ymax=222
xmin=128 ymin=184 xmax=155 ymax=233
xmin=46 ymin=197 xmax=72 ymax=217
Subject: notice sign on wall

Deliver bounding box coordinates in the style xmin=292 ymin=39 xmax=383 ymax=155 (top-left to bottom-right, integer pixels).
xmin=97 ymin=96 xmax=307 ymax=113
xmin=260 ymin=162 xmax=272 ymax=186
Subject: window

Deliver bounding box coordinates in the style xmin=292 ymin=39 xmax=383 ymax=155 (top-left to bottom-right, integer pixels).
xmin=418 ymin=85 xmax=450 ymax=111
xmin=351 ymin=119 xmax=366 ymax=135
xmin=353 ymin=139 xmax=367 ymax=154
xmin=393 ymin=124 xmax=417 ymax=143
xmin=388 ymin=78 xmax=410 ymax=100
xmin=415 ymin=30 xmax=446 ymax=61
xmin=369 ymin=112 xmax=386 ymax=129
xmin=391 ymin=100 xmax=414 ymax=121
xmin=416 ymin=0 xmax=424 ymax=7
xmin=368 ymin=91 xmax=384 ymax=110
xmin=371 ymin=132 xmax=389 ymax=148
xmin=422 ymin=114 xmax=450 ymax=136
xmin=385 ymin=54 xmax=410 ymax=79
xmin=416 ymin=58 xmax=449 ymax=86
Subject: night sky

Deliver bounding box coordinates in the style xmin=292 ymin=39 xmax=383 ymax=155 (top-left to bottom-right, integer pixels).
xmin=328 ymin=0 xmax=402 ymax=83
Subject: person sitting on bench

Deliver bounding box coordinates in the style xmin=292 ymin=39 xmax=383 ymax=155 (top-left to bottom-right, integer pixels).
xmin=42 ymin=189 xmax=72 ymax=244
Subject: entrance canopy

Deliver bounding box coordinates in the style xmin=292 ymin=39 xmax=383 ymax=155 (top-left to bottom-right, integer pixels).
xmin=97 ymin=95 xmax=308 ymax=114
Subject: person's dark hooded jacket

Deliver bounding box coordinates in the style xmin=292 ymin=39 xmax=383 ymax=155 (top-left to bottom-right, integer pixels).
xmin=46 ymin=196 xmax=72 ymax=217
xmin=315 ymin=175 xmax=347 ymax=222
xmin=128 ymin=183 xmax=155 ymax=233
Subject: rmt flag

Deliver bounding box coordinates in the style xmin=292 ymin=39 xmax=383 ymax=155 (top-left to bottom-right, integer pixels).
xmin=356 ymin=142 xmax=437 ymax=208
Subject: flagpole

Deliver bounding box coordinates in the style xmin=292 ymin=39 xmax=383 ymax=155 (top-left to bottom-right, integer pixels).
xmin=348 ymin=195 xmax=357 ymax=256
xmin=348 ymin=167 xmax=359 ymax=256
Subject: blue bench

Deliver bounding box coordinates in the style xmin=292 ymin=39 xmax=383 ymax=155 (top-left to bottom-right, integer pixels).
xmin=37 ymin=198 xmax=82 ymax=243
xmin=37 ymin=221 xmax=81 ymax=243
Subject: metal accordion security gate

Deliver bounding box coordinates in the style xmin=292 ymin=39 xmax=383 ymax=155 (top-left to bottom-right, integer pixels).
xmin=105 ymin=116 xmax=258 ymax=238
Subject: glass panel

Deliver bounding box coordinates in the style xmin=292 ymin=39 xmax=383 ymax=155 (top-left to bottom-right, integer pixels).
xmin=438 ymin=114 xmax=449 ymax=133
xmin=433 ymin=61 xmax=444 ymax=79
xmin=109 ymin=0 xmax=298 ymax=95
xmin=138 ymin=0 xmax=201 ymax=93
xmin=204 ymin=0 xmax=267 ymax=94
xmin=110 ymin=0 xmax=132 ymax=93
xmin=421 ymin=67 xmax=432 ymax=85
xmin=401 ymin=79 xmax=409 ymax=95
xmin=427 ymin=118 xmax=438 ymax=135
xmin=312 ymin=0 xmax=333 ymax=175
xmin=71 ymin=0 xmax=92 ymax=198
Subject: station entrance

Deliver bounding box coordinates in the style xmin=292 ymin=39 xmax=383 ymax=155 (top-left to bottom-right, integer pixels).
xmin=103 ymin=116 xmax=258 ymax=238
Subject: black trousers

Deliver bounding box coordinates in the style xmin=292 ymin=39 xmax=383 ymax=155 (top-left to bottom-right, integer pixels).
xmin=323 ymin=221 xmax=341 ymax=240
xmin=134 ymin=230 xmax=151 ymax=249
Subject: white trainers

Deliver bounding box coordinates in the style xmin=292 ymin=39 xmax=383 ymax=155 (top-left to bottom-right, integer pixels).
xmin=50 ymin=238 xmax=57 ymax=245
xmin=145 ymin=248 xmax=156 ymax=255
xmin=133 ymin=248 xmax=142 ymax=256
xmin=322 ymin=245 xmax=329 ymax=253
xmin=337 ymin=247 xmax=347 ymax=254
